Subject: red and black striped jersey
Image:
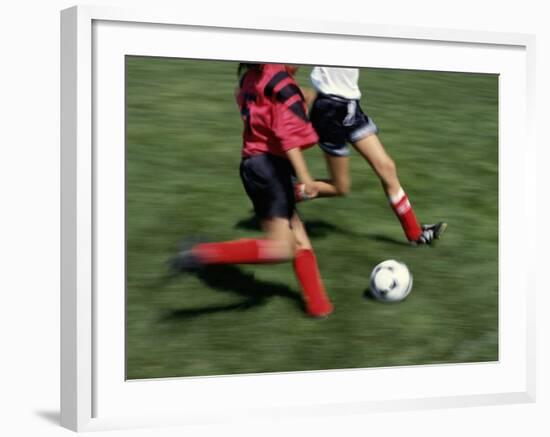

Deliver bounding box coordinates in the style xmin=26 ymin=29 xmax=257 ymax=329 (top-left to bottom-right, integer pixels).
xmin=236 ymin=64 xmax=318 ymax=159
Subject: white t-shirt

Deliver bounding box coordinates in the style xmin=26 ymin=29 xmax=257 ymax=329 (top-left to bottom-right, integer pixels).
xmin=310 ymin=67 xmax=361 ymax=100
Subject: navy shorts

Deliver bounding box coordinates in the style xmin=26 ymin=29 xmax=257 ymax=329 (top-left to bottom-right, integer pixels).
xmin=310 ymin=94 xmax=379 ymax=157
xmin=240 ymin=154 xmax=295 ymax=220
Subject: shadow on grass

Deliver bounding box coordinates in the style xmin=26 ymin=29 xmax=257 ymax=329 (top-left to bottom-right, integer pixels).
xmin=235 ymin=215 xmax=361 ymax=239
xmin=235 ymin=214 xmax=409 ymax=246
xmin=362 ymin=287 xmax=377 ymax=301
xmin=162 ymin=264 xmax=304 ymax=320
xmin=365 ymin=233 xmax=411 ymax=247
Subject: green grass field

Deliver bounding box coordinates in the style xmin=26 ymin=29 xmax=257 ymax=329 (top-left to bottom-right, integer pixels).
xmin=126 ymin=57 xmax=498 ymax=379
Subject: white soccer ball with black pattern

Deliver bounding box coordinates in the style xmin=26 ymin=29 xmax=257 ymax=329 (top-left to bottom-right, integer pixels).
xmin=369 ymin=260 xmax=413 ymax=302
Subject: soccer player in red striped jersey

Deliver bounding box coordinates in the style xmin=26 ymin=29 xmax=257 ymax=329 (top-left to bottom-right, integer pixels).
xmin=171 ymin=63 xmax=333 ymax=318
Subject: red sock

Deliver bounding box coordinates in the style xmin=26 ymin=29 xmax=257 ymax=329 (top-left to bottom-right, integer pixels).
xmin=192 ymin=239 xmax=285 ymax=265
xmin=293 ymin=249 xmax=333 ymax=317
xmin=390 ymin=189 xmax=422 ymax=241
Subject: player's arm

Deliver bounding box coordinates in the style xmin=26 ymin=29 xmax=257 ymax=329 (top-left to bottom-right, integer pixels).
xmin=300 ymin=86 xmax=317 ymax=110
xmin=267 ymin=68 xmax=319 ymax=197
xmin=286 ymin=147 xmax=318 ymax=198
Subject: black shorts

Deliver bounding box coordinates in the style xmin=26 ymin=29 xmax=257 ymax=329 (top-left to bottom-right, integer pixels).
xmin=240 ymin=154 xmax=295 ymax=220
xmin=310 ymin=93 xmax=379 ymax=157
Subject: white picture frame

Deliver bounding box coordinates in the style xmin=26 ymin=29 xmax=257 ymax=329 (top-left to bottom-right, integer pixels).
xmin=60 ymin=5 xmax=536 ymax=432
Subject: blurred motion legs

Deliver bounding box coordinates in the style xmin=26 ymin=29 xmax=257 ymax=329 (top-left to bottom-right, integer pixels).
xmin=192 ymin=238 xmax=289 ymax=264
xmin=185 ymin=214 xmax=333 ymax=317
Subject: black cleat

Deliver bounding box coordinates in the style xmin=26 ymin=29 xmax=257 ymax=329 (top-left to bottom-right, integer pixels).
xmin=414 ymin=222 xmax=448 ymax=245
xmin=169 ymin=250 xmax=202 ymax=272
xmin=168 ymin=238 xmax=205 ymax=273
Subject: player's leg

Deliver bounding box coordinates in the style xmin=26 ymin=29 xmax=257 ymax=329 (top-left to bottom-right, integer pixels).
xmin=296 ymin=94 xmax=352 ymax=201
xmin=352 ymin=133 xmax=400 ymax=197
xmin=290 ymin=212 xmax=333 ymax=317
xmin=260 ymin=216 xmax=296 ymax=259
xmin=352 ymin=133 xmax=423 ymax=242
xmin=309 ymin=152 xmax=351 ymax=198
xmin=185 ymin=218 xmax=294 ymax=266
xmin=265 ymin=164 xmax=333 ymax=317
xmin=295 ymin=153 xmax=350 ymax=200
xmin=171 ymin=155 xmax=296 ymax=269
xmin=352 ymin=133 xmax=446 ymax=243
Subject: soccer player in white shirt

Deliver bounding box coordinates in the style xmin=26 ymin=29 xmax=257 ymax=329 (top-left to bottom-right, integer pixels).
xmin=299 ymin=67 xmax=446 ymax=245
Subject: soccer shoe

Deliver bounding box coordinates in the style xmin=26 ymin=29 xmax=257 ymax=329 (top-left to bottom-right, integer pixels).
xmin=414 ymin=222 xmax=448 ymax=245
xmin=168 ymin=238 xmax=205 ymax=273
xmin=169 ymin=250 xmax=202 ymax=272
xmin=304 ymin=295 xmax=334 ymax=319
xmin=305 ymin=299 xmax=334 ymax=318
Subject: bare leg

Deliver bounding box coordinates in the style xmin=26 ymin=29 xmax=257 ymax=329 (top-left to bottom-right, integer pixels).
xmin=353 ymin=133 xmax=426 ymax=242
xmin=352 ymin=133 xmax=401 ymax=198
xmin=289 ymin=213 xmax=312 ymax=251
xmin=313 ymin=153 xmax=351 ymax=197
xmin=172 ymin=212 xmax=333 ymax=316
xmin=260 ymin=217 xmax=296 ymax=259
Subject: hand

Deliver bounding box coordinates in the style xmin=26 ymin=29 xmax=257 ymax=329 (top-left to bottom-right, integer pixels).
xmin=303 ymin=181 xmax=319 ymax=199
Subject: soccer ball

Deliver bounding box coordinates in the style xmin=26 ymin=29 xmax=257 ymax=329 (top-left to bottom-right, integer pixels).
xmin=369 ymin=260 xmax=413 ymax=302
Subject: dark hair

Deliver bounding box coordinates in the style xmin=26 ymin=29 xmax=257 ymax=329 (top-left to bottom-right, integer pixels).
xmin=237 ymin=63 xmax=261 ymax=77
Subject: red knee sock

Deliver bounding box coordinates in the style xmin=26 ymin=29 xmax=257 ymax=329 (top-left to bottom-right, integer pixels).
xmin=192 ymin=239 xmax=286 ymax=265
xmin=293 ymin=249 xmax=333 ymax=317
xmin=389 ymin=188 xmax=422 ymax=242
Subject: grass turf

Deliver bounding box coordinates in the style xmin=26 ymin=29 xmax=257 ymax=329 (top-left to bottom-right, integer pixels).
xmin=126 ymin=58 xmax=498 ymax=379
